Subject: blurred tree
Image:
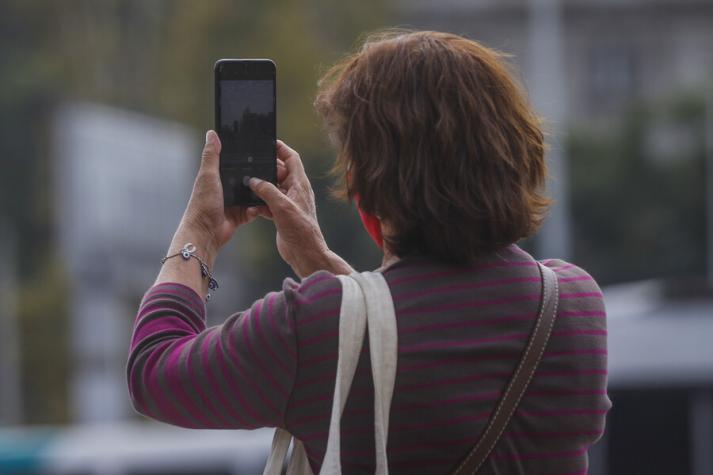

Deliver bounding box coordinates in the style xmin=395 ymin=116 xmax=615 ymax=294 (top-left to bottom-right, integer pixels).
xmin=569 ymin=91 xmax=708 ymax=285
xmin=1 ymin=0 xmax=390 ymax=424
xmin=17 ymin=258 xmax=71 ymax=425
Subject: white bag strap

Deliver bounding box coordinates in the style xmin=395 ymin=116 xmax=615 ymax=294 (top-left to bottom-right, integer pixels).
xmin=264 ymin=271 xmax=397 ymax=475
xmin=350 ymin=272 xmax=398 ymax=475
xmin=319 ymin=274 xmax=369 ymax=474
xmin=264 ymin=428 xmax=293 ymax=475
xmin=263 ymin=429 xmax=315 ymax=475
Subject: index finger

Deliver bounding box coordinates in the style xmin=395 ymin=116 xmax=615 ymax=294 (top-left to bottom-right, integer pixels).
xmin=277 ymin=140 xmax=306 ymax=176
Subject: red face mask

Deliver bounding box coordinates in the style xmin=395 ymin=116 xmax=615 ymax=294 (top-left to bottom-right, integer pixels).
xmin=354 ymin=193 xmax=383 ymax=249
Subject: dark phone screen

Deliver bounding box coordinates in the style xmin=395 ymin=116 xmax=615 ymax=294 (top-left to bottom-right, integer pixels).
xmin=216 ymin=64 xmax=276 ymax=207
xmin=218 ymin=79 xmax=275 ymax=159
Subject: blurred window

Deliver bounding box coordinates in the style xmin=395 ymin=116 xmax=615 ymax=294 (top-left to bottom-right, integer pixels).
xmin=588 ymin=45 xmax=638 ymax=112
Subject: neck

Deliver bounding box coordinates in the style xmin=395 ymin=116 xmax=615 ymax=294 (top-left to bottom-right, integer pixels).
xmin=379 ymin=247 xmax=400 ymax=271
xmin=375 ymin=220 xmax=400 ymax=271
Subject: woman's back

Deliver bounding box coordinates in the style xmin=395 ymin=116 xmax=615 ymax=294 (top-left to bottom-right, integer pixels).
xmin=284 ymin=244 xmax=611 ymax=474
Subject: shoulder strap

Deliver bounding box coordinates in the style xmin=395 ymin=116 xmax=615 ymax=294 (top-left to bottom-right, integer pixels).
xmin=319 ymin=274 xmax=369 ymax=475
xmin=350 ymin=272 xmax=398 ymax=475
xmin=267 ymin=272 xmax=397 ymax=475
xmin=320 ymin=272 xmax=397 ymax=475
xmin=452 ymin=262 xmax=560 ymax=475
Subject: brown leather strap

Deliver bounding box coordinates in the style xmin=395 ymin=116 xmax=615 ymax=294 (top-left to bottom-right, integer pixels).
xmin=452 ymin=263 xmax=560 ymax=475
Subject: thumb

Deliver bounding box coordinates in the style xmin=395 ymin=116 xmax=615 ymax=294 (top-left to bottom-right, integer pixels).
xmin=249 ymin=177 xmax=295 ymax=215
xmin=201 ymin=130 xmax=221 ymax=173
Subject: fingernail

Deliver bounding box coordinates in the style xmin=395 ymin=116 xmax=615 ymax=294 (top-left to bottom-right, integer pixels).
xmin=205 ymin=130 xmax=214 ymax=145
xmin=249 ymin=177 xmax=262 ymax=187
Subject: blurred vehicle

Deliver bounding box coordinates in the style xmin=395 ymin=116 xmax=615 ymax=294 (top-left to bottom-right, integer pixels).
xmin=0 ymin=422 xmax=273 ymax=475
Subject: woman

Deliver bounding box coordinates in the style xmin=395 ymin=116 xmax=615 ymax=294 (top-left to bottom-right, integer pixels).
xmin=127 ymin=30 xmax=611 ymax=474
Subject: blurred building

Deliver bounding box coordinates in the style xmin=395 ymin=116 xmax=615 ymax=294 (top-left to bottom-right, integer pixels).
xmin=53 ymin=103 xmax=241 ymax=424
xmin=400 ymin=0 xmax=713 ymax=123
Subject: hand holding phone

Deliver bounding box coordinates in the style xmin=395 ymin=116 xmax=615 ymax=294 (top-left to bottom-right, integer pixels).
xmin=215 ymin=59 xmax=277 ymax=207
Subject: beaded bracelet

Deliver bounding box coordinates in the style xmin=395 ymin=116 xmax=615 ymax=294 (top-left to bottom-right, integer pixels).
xmin=161 ymin=243 xmax=219 ymax=301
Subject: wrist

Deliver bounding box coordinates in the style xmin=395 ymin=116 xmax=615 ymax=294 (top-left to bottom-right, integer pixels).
xmin=173 ymin=220 xmax=219 ymax=267
xmin=296 ymin=248 xmax=354 ymax=278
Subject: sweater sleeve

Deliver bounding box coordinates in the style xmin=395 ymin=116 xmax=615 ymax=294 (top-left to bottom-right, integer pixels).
xmin=126 ymin=277 xmax=304 ymax=429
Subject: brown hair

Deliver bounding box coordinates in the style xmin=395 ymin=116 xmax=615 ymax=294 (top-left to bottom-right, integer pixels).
xmin=314 ymin=30 xmax=550 ymax=264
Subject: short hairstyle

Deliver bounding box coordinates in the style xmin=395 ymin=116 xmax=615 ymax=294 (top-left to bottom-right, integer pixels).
xmin=314 ymin=30 xmax=550 ymax=265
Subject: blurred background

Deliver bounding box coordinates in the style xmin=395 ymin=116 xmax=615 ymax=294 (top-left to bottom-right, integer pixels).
xmin=1 ymin=0 xmax=712 ymax=474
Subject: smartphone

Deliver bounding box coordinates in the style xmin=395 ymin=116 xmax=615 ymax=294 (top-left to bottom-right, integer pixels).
xmin=215 ymin=59 xmax=276 ymax=206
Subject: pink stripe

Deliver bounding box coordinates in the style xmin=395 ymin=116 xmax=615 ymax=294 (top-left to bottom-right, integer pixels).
xmin=399 ymin=332 xmax=530 ymax=353
xmin=390 ymin=411 xmax=492 ymax=432
xmin=267 ymin=293 xmax=297 ymax=359
xmin=398 ymin=371 xmax=512 ymax=391
xmin=302 ymin=328 xmax=339 ymax=346
xmin=526 ymin=389 xmax=609 ymax=397
xmin=392 ymin=391 xmax=501 ymax=411
xmin=389 ymin=260 xmax=537 ymax=287
xmin=399 ymin=293 xmax=541 ymax=315
xmin=398 ymin=352 xmax=518 ymax=372
xmin=399 ymin=313 xmax=534 ymax=335
xmin=559 ymin=310 xmax=606 ymax=318
xmin=552 ymin=329 xmax=608 ymax=337
xmin=162 ymin=338 xmax=213 ymax=426
xmin=213 ymin=331 xmax=268 ymax=422
xmin=298 ymin=411 xmax=493 ymax=442
xmin=216 ymin=324 xmax=280 ymax=422
xmin=559 ymin=275 xmax=594 ymax=283
xmin=490 ymin=447 xmax=588 ymax=461
xmin=134 ymin=317 xmax=192 ymax=343
xmin=251 ymin=299 xmax=291 ymax=374
xmin=185 ymin=338 xmax=224 ymax=426
xmin=560 ymin=292 xmax=603 ymax=299
xmin=296 ymin=366 xmax=607 ymax=395
xmin=505 ymin=430 xmax=604 ymax=439
xmin=388 ymin=458 xmax=465 ymax=470
xmin=292 ymin=391 xmax=334 ymax=409
xmin=296 ymin=287 xmax=340 ymax=305
xmin=136 ymin=301 xmax=202 ymax=331
xmin=549 ymin=263 xmax=576 ymax=272
xmin=299 ymin=273 xmax=333 ymax=292
xmin=240 ymin=303 xmax=289 ymax=398
xmin=341 ymin=436 xmax=475 ymax=458
xmin=134 ymin=297 xmax=201 ymax=328
xmin=544 ymin=348 xmax=608 ymax=357
xmin=199 ymin=330 xmax=248 ymax=426
xmin=149 ymin=283 xmax=205 ymax=314
xmin=302 ymin=351 xmax=338 ymax=367
xmin=392 ymin=276 xmax=541 ymax=301
xmin=536 ymin=368 xmax=608 ymax=377
xmin=143 ymin=340 xmax=192 ymax=426
xmin=294 ymin=370 xmax=338 ymax=391
xmin=301 ymin=306 xmax=339 ymax=326
xmin=389 ymin=268 xmax=469 ymax=287
xmin=519 ymin=408 xmax=609 ymax=417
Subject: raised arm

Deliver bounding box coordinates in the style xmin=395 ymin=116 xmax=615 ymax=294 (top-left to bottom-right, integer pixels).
xmin=127 ymin=281 xmax=300 ymax=429
xmin=127 ymin=131 xmax=350 ymax=428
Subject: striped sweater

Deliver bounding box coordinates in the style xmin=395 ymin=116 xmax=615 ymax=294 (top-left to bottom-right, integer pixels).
xmin=127 ymin=244 xmax=611 ymax=474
